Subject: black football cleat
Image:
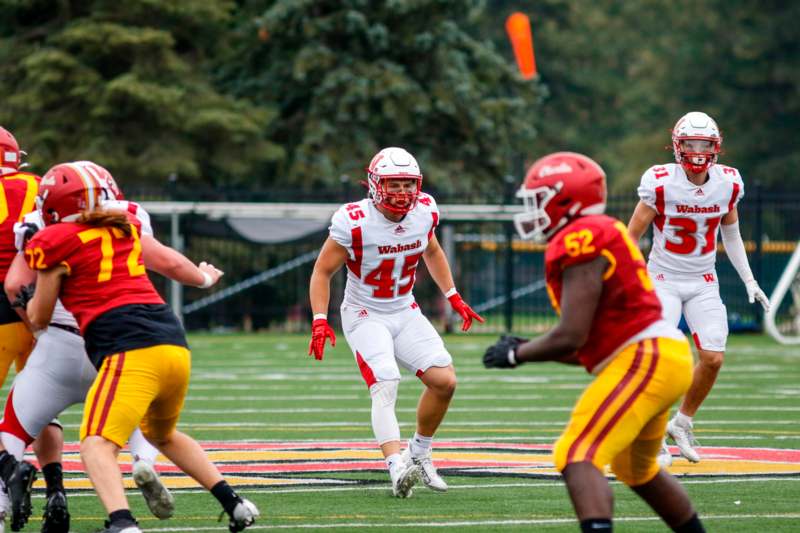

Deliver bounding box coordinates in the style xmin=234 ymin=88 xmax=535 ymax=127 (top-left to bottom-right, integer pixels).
xmin=41 ymin=490 xmax=70 ymax=533
xmin=7 ymin=460 xmax=37 ymax=532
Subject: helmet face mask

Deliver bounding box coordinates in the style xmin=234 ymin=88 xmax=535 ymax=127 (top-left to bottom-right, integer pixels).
xmin=514 ymin=152 xmax=607 ymax=242
xmin=672 ymin=112 xmax=722 ymax=175
xmin=367 ymin=147 xmax=422 ymax=215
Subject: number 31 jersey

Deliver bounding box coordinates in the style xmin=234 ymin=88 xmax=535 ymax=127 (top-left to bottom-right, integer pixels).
xmin=638 ymin=163 xmax=744 ymax=275
xmin=329 ymin=194 xmax=439 ymax=313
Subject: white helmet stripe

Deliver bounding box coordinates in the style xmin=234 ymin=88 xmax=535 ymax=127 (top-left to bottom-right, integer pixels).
xmin=67 ymin=162 xmax=99 ymax=212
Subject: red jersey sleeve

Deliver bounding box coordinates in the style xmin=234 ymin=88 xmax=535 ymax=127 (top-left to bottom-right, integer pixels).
xmin=25 ymin=224 xmax=80 ymax=272
xmin=545 ymin=218 xmax=610 ymax=272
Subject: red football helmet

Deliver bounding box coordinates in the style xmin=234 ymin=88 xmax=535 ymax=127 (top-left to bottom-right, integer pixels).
xmin=37 ymin=161 xmax=121 ymax=225
xmin=672 ymin=111 xmax=722 ymax=175
xmin=514 ymin=152 xmax=607 ymax=242
xmin=0 ymin=126 xmax=22 ymax=174
xmin=366 ymin=147 xmax=422 ymax=215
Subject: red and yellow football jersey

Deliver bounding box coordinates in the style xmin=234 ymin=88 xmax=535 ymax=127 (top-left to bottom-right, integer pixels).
xmin=545 ymin=214 xmax=663 ymax=372
xmin=25 ymin=217 xmax=164 ymax=332
xmin=0 ymin=172 xmax=39 ymax=282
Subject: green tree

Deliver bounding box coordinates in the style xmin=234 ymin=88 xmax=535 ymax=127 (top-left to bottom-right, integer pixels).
xmin=218 ymin=0 xmax=544 ymax=198
xmin=0 ymin=0 xmax=283 ymax=189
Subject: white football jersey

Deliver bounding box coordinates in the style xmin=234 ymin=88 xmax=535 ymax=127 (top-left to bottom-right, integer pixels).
xmin=14 ymin=201 xmax=154 ymax=329
xmin=638 ymin=163 xmax=744 ymax=275
xmin=329 ymin=194 xmax=440 ymax=313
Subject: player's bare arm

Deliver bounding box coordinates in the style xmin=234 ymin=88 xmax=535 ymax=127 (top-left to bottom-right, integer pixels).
xmin=4 ymin=253 xmax=37 ymax=329
xmin=309 ymin=237 xmax=349 ymax=316
xmin=514 ymin=256 xmax=607 ymax=364
xmin=627 ymin=201 xmax=658 ymax=243
xmin=307 ymin=237 xmax=348 ymax=360
xmin=424 ymin=233 xmax=484 ymax=331
xmin=26 ymin=265 xmax=67 ymax=330
xmin=140 ymin=234 xmax=223 ymax=289
xmin=422 ymin=234 xmax=456 ymax=293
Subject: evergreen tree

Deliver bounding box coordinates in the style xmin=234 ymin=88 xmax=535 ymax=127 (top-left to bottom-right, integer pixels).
xmin=219 ymin=0 xmax=544 ymax=198
xmin=0 ymin=0 xmax=282 ymax=189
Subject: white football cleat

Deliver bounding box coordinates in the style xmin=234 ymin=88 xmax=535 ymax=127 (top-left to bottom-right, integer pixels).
xmin=402 ymin=446 xmax=448 ymax=492
xmin=132 ymin=460 xmax=175 ymax=519
xmin=390 ymin=460 xmax=420 ymax=498
xmin=667 ymin=418 xmax=701 ymax=463
xmin=656 ymin=440 xmax=673 ymax=468
xmin=227 ymin=498 xmax=259 ymax=532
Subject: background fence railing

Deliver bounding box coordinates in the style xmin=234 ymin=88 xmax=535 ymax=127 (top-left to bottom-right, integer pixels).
xmin=142 ymin=190 xmax=800 ymax=335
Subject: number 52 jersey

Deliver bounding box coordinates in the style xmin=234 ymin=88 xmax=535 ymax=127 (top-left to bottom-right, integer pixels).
xmin=638 ymin=162 xmax=744 ymax=275
xmin=329 ymin=194 xmax=439 ymax=313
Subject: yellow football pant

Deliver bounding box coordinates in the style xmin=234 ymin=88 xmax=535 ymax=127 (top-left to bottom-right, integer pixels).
xmin=81 ymin=344 xmax=191 ymax=448
xmin=553 ymin=336 xmax=692 ymax=486
xmin=0 ymin=322 xmax=33 ymax=387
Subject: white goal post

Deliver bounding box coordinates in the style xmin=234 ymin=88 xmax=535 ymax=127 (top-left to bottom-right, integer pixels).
xmin=765 ymin=240 xmax=800 ymax=345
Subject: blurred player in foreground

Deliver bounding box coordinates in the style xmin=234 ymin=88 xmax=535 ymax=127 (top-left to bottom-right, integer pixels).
xmin=20 ymin=166 xmax=257 ymax=533
xmin=0 ymin=161 xmax=225 ymax=531
xmin=0 ymin=126 xmax=37 ymax=387
xmin=309 ymin=147 xmax=483 ymax=498
xmin=628 ymin=111 xmax=769 ymax=465
xmin=483 ymin=152 xmax=705 ymax=532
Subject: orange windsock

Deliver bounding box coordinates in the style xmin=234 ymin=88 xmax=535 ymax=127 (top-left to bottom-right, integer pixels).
xmin=505 ymin=12 xmax=537 ymax=79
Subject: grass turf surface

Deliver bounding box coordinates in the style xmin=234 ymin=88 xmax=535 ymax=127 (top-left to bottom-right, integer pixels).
xmin=15 ymin=333 xmax=800 ymax=531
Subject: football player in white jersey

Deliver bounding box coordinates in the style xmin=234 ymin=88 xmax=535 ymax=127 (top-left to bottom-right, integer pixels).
xmin=628 ymin=112 xmax=769 ymax=465
xmin=308 ymin=147 xmax=483 ymax=498
xmin=0 ymin=161 xmax=224 ymax=532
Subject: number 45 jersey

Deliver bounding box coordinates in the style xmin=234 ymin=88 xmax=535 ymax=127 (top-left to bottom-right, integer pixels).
xmin=638 ymin=162 xmax=744 ymax=275
xmin=329 ymin=194 xmax=439 ymax=313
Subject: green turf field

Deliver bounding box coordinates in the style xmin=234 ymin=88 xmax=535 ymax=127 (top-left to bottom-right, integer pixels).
xmin=17 ymin=333 xmax=800 ymax=532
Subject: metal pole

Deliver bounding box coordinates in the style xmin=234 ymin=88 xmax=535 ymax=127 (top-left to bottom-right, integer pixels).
xmin=170 ymin=211 xmax=184 ymax=323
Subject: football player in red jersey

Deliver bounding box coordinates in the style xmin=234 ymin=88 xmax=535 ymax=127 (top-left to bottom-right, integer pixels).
xmin=0 ymin=161 xmax=226 ymax=531
xmin=0 ymin=126 xmax=38 ymax=385
xmin=17 ymin=166 xmax=259 ymax=533
xmin=483 ymin=153 xmax=705 ymax=533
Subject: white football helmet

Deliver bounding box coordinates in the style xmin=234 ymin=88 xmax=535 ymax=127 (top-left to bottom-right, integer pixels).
xmin=672 ymin=111 xmax=722 ymax=175
xmin=366 ymin=147 xmax=422 ymax=215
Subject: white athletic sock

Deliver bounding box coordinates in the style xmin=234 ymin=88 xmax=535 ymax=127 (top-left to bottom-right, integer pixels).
xmin=128 ymin=428 xmax=159 ymax=464
xmin=675 ymin=411 xmax=693 ymax=427
xmin=410 ymin=433 xmax=433 ymax=457
xmin=0 ymin=432 xmax=26 ymax=461
xmin=386 ymin=453 xmax=403 ymax=475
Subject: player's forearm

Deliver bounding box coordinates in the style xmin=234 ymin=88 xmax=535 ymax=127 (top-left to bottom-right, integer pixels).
xmin=515 ymin=327 xmax=582 ymax=364
xmin=423 ymin=247 xmax=456 ymax=294
xmin=720 ymin=221 xmax=755 ymax=283
xmin=309 ymin=270 xmax=332 ymax=316
xmin=141 ymin=235 xmax=206 ymax=287
xmin=627 ymin=202 xmax=657 ymax=243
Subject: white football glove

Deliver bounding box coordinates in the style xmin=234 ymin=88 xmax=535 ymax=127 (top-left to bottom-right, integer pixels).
xmin=745 ymin=279 xmax=770 ymax=312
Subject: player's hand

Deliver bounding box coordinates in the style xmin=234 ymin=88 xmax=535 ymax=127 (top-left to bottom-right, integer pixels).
xmin=745 ymin=279 xmax=770 ymax=312
xmin=198 ymin=261 xmax=224 ymax=289
xmin=309 ymin=318 xmax=336 ymax=360
xmin=483 ymin=335 xmax=528 ymax=368
xmin=10 ymin=283 xmax=36 ymax=310
xmin=447 ymin=292 xmax=484 ymax=332
xmin=13 ymin=222 xmax=40 ymax=251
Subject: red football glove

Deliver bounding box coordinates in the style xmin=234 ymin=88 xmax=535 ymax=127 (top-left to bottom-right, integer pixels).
xmin=308 ymin=318 xmax=336 ymax=360
xmin=448 ymin=292 xmax=484 ymax=332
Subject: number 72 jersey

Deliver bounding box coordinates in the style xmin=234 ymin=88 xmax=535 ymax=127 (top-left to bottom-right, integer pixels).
xmin=329 ymin=195 xmax=439 ymax=313
xmin=638 ymin=162 xmax=744 ymax=275
xmin=24 ymin=217 xmax=164 ymax=332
